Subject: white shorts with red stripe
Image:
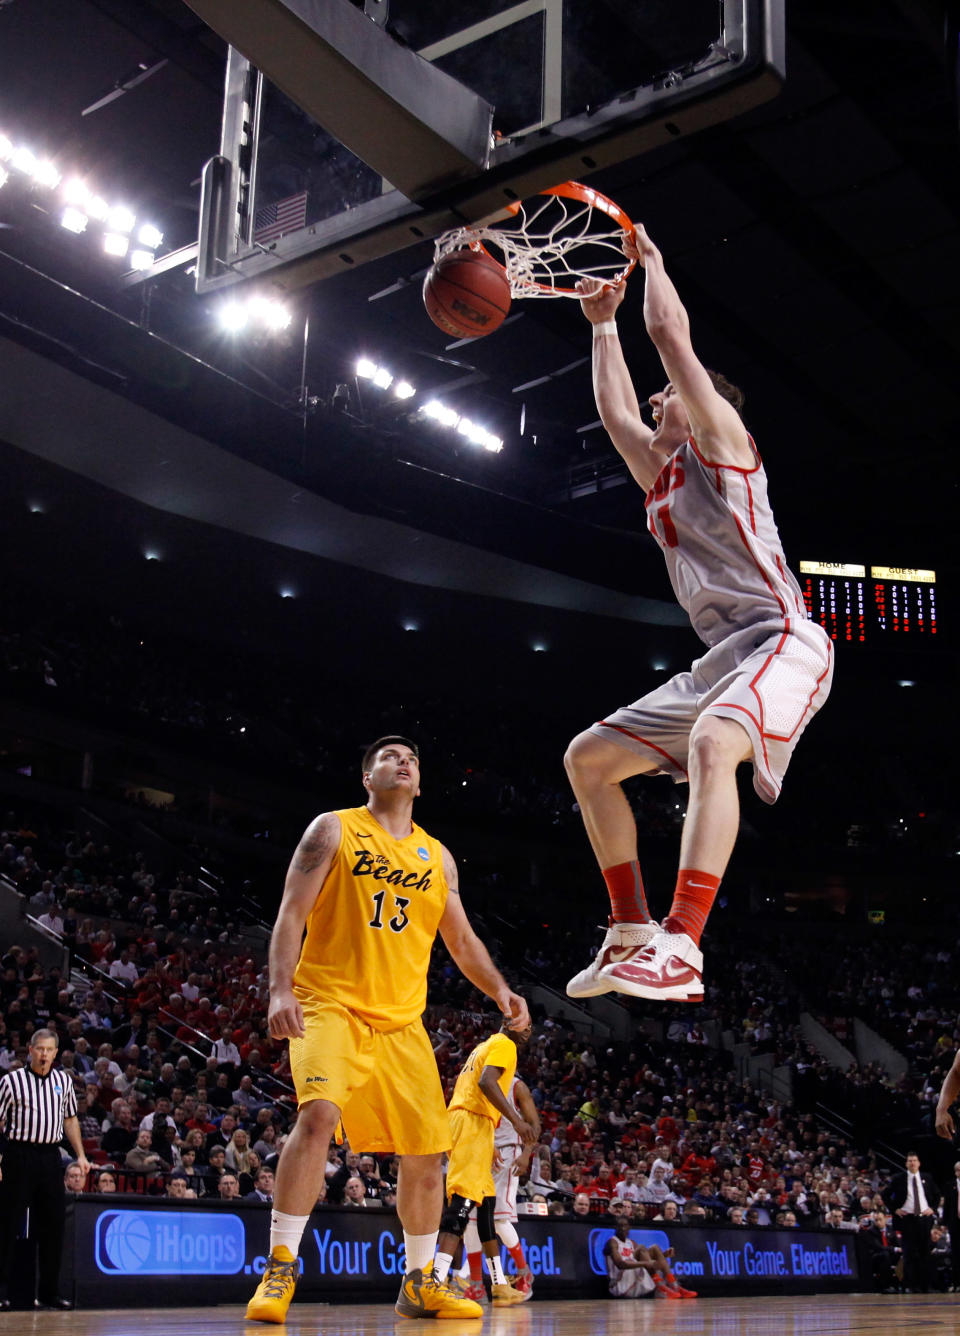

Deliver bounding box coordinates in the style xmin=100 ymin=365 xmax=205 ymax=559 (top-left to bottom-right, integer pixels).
xmin=493 ymin=1141 xmax=522 ymax=1222
xmin=589 ymin=618 xmax=833 ymax=805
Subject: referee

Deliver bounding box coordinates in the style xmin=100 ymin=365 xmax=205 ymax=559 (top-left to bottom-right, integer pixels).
xmin=0 ymin=1028 xmax=90 ymax=1310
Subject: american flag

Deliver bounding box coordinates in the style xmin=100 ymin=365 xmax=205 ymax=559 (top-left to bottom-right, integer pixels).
xmin=253 ymin=190 xmax=307 ymax=244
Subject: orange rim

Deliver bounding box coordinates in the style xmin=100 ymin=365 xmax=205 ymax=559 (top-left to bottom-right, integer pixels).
xmin=475 ymin=180 xmax=637 ymax=295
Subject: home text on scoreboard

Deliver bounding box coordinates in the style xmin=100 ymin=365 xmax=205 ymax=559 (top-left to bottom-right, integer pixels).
xmin=799 ymin=562 xmax=938 ymax=643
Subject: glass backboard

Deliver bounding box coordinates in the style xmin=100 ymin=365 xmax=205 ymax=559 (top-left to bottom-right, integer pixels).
xmin=191 ymin=0 xmax=784 ymax=293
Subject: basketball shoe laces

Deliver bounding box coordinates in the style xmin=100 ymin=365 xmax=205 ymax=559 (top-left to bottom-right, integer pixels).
xmin=262 ymin=1255 xmax=298 ymax=1300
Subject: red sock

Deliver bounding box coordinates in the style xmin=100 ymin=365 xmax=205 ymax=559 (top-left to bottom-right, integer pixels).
xmin=601 ymin=860 xmax=652 ymax=924
xmin=507 ymin=1243 xmax=525 ymax=1272
xmin=665 ymin=869 xmax=720 ymax=945
xmin=467 ymin=1251 xmax=484 ymax=1282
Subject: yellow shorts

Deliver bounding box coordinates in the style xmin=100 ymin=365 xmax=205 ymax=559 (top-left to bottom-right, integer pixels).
xmin=289 ymin=998 xmax=450 ymax=1156
xmin=445 ymin=1108 xmax=496 ymax=1202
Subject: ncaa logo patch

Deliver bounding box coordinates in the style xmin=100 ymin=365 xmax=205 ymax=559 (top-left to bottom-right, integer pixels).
xmin=417 ymin=846 xmax=429 ymax=861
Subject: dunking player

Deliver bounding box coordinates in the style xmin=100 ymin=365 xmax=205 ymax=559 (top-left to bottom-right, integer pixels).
xmin=430 ymin=1023 xmax=536 ymax=1308
xmin=245 ymin=737 xmax=530 ymax=1323
xmin=566 ymin=225 xmax=833 ymax=1003
xmin=460 ymin=1073 xmax=540 ymax=1302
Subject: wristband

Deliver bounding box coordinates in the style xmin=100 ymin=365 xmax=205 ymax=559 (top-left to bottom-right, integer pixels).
xmin=592 ymin=321 xmax=618 ymax=338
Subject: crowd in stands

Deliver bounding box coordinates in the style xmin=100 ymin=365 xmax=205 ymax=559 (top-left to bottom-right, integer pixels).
xmin=1 ymin=789 xmax=958 ymax=1303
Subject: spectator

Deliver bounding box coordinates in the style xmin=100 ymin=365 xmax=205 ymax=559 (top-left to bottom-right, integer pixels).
xmin=108 ymin=951 xmax=139 ymax=987
xmin=211 ymin=1025 xmax=241 ymax=1071
xmin=101 ymin=1102 xmax=137 ymax=1158
xmin=63 ymin=1162 xmax=87 ymax=1194
xmin=572 ymin=1193 xmax=592 ymax=1218
xmin=344 ymin=1177 xmax=375 ymax=1208
xmin=224 ymin=1127 xmax=254 ymax=1177
xmin=204 ymin=1145 xmax=227 ymax=1193
xmin=218 ymin=1172 xmax=241 ymax=1200
xmin=124 ymin=1129 xmax=166 ymax=1174
xmin=94 ymin=1169 xmax=118 ymax=1194
xmin=167 ymin=1172 xmax=190 ymax=1200
xmin=246 ymin=1167 xmax=275 ymax=1204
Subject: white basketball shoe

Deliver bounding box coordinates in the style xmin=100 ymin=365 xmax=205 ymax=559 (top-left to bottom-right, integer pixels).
xmin=600 ymin=923 xmax=703 ymax=1002
xmin=566 ymin=918 xmax=661 ymax=998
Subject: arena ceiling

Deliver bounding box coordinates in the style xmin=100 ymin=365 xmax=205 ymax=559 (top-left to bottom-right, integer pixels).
xmin=0 ymin=0 xmax=959 ymax=606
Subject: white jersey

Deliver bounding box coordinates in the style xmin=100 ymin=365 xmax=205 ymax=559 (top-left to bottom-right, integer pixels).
xmin=606 ymin=1237 xmax=654 ymax=1297
xmin=644 ymin=437 xmax=809 ymax=648
xmin=494 ymin=1078 xmax=520 ymax=1150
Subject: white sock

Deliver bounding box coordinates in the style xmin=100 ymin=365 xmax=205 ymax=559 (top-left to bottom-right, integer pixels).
xmin=404 ymin=1231 xmax=438 ymax=1275
xmin=433 ymin=1251 xmax=454 ymax=1283
xmin=487 ymin=1252 xmax=506 ymax=1286
xmin=497 ymin=1220 xmax=520 ymax=1249
xmin=270 ymin=1209 xmax=310 ymax=1257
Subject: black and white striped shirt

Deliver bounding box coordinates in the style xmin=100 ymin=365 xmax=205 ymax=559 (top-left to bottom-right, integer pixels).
xmin=0 ymin=1065 xmax=77 ymax=1144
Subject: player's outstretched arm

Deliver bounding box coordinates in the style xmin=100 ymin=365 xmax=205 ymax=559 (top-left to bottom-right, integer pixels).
xmin=576 ymin=276 xmax=663 ymax=492
xmin=935 ymin=1050 xmax=960 ymax=1139
xmin=631 ymin=226 xmax=753 ymax=468
xmin=267 ymin=811 xmax=341 ymax=1040
xmin=437 ymin=846 xmax=531 ymax=1032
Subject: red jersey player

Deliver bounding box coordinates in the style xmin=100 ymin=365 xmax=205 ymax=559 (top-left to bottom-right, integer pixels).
xmin=565 ymin=224 xmax=833 ymax=1004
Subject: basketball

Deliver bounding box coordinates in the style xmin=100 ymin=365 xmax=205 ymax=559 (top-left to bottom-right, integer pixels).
xmin=423 ymin=249 xmax=512 ymax=339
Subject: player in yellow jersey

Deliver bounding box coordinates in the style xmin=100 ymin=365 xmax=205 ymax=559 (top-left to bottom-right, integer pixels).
xmin=245 ymin=737 xmax=530 ymax=1324
xmin=430 ymin=1023 xmax=536 ymax=1307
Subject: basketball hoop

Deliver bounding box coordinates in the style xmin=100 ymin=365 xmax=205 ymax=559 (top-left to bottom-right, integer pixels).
xmin=432 ymin=181 xmax=636 ymax=300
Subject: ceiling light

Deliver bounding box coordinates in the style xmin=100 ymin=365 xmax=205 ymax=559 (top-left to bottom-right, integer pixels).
xmin=394 ymin=381 xmax=415 ymax=400
xmin=33 ymin=160 xmax=61 ymax=189
xmin=11 ymin=146 xmax=36 ymax=175
xmin=143 ymin=549 xmax=161 ymax=562
xmin=0 ymin=134 xmax=12 ymax=161
xmin=0 ymin=166 xmax=7 ymax=191
xmin=258 ymin=299 xmax=292 ymax=331
xmin=103 ymin=232 xmax=129 ymax=257
xmin=372 ymin=367 xmax=393 ymax=389
xmin=482 ymin=434 xmax=503 ymax=453
xmin=87 ymin=195 xmax=109 ymax=221
xmin=108 ymin=205 xmax=136 ymax=233
xmin=531 ymin=641 xmax=548 ymax=652
xmin=218 ymin=301 xmax=248 ymax=333
xmin=137 ymin=222 xmax=163 ymax=249
xmin=402 ymin=620 xmax=420 ymax=631
xmin=28 ymin=501 xmax=45 ymax=514
xmin=62 ymin=178 xmax=90 ymax=207
xmin=279 ymin=588 xmax=296 ymax=599
xmin=356 ymin=358 xmax=377 ymax=378
xmin=129 ymin=249 xmax=155 ymax=271
xmin=60 ymin=207 xmax=88 ymax=235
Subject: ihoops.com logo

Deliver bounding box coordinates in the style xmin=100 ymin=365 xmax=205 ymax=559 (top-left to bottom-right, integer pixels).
xmin=95 ymin=1210 xmax=246 ymax=1275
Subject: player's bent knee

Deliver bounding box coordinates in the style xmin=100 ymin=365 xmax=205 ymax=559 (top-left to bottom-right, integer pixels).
xmin=564 ymin=730 xmax=622 ymax=783
xmin=689 ymin=715 xmax=751 ymax=771
xmin=440 ymin=1194 xmax=475 ymax=1239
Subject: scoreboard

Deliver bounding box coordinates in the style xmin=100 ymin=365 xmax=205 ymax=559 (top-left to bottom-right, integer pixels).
xmin=799 ymin=561 xmax=938 ymax=644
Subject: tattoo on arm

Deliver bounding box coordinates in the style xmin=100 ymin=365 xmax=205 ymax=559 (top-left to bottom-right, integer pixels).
xmin=441 ymin=845 xmax=461 ymax=896
xmin=292 ymin=814 xmax=336 ymax=874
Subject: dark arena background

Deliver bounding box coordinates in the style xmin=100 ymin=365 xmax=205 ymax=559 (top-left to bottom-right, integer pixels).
xmin=1 ymin=1 xmax=959 ymax=1333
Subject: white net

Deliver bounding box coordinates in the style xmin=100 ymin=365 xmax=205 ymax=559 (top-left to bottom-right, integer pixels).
xmin=433 ymin=191 xmax=633 ymax=299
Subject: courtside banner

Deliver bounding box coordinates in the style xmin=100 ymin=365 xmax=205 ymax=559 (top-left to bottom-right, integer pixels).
xmin=64 ymin=1200 xmax=860 ymax=1306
